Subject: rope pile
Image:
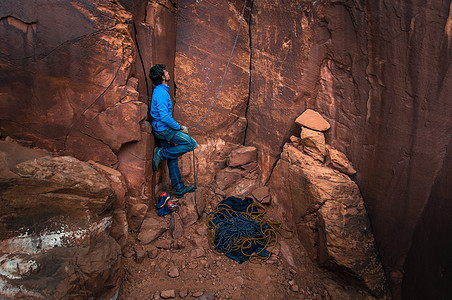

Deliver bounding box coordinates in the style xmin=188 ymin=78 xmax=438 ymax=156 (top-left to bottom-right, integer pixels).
xmin=207 ymin=199 xmax=294 ymax=263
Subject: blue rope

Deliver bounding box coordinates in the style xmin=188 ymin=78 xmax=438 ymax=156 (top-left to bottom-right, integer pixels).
xmin=213 ymin=214 xmax=266 ymax=254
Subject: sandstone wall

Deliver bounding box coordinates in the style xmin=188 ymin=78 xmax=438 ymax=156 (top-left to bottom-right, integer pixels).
xmin=286 ymin=1 xmax=451 ymax=298
xmin=173 ymin=0 xmax=251 ymax=144
xmin=0 ymin=0 xmax=181 ymax=197
xmin=1 ymin=0 xmax=451 ymax=298
xmin=174 ymin=0 xmax=451 ymax=298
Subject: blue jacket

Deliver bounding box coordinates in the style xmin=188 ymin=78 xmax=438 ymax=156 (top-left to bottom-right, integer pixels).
xmin=150 ymin=84 xmax=181 ymax=132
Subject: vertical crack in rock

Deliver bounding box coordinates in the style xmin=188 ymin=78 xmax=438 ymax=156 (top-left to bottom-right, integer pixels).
xmin=132 ymin=21 xmax=150 ymax=103
xmin=242 ymin=0 xmax=255 ymax=146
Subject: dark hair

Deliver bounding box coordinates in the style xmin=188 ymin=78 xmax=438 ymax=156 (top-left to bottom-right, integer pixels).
xmin=149 ymin=64 xmax=166 ymax=85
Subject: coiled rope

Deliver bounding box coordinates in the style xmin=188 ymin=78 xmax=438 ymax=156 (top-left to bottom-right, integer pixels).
xmin=207 ymin=202 xmax=294 ymax=263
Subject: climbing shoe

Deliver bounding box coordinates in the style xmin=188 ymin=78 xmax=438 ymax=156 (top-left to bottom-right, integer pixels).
xmin=152 ymin=147 xmax=162 ymax=171
xmin=157 ymin=201 xmax=178 ymax=216
xmin=175 ymin=185 xmax=197 ymax=198
xmin=156 ymin=192 xmax=170 ymax=209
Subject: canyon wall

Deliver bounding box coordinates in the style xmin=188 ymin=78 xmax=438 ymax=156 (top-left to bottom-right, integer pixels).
xmin=0 ymin=0 xmax=451 ymax=298
xmin=175 ymin=0 xmax=451 ymax=298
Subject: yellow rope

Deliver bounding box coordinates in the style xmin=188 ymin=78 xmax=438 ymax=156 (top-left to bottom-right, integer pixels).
xmin=206 ymin=202 xmax=294 ymax=263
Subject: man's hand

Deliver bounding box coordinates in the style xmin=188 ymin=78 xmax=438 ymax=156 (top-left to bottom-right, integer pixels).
xmin=180 ymin=125 xmax=189 ymax=134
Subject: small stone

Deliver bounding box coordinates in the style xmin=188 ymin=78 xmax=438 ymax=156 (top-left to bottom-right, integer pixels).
xmin=191 ymin=248 xmax=205 ymax=258
xmin=234 ymin=276 xmax=244 ymax=285
xmin=168 ymin=266 xmax=180 ymax=278
xmin=179 ymin=289 xmax=188 ymax=298
xmin=196 ymin=226 xmax=208 ymax=236
xmin=170 ymin=214 xmax=184 ymax=240
xmin=146 ymin=244 xmax=159 ymax=259
xmin=192 ymin=291 xmax=204 ymax=297
xmin=134 ymin=244 xmax=146 ymax=263
xmin=198 ymin=291 xmax=215 ymax=300
xmin=155 ymin=264 xmax=161 ymax=272
xmin=154 ymin=291 xmax=161 ymax=300
xmin=154 ymin=239 xmax=172 ymax=250
xmin=291 ymin=284 xmax=299 ymax=292
xmin=289 ymin=268 xmax=297 ymax=275
xmin=160 ymin=290 xmax=176 ymax=299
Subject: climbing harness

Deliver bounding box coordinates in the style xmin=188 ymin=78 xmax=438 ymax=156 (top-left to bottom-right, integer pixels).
xmin=189 ymin=0 xmax=253 ymax=217
xmin=207 ymin=197 xmax=294 ymax=263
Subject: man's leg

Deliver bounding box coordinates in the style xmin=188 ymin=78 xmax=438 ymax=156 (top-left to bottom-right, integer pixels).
xmin=160 ymin=131 xmax=197 ymax=160
xmin=167 ymin=157 xmax=184 ymax=192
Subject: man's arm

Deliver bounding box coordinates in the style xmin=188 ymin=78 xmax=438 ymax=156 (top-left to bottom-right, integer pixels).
xmin=154 ymin=91 xmax=181 ymax=130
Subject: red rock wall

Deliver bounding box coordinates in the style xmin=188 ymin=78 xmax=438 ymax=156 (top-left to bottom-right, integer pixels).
xmin=174 ymin=0 xmax=251 ymax=144
xmin=175 ymin=0 xmax=452 ymax=298
xmin=0 ymin=0 xmax=180 ymax=197
xmin=0 ymin=0 xmax=138 ymax=165
xmin=293 ymin=2 xmax=451 ymax=298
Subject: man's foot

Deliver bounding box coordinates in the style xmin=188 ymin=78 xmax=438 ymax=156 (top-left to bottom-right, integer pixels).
xmin=156 ymin=192 xmax=170 ymax=209
xmin=153 ymin=147 xmax=162 ymax=171
xmin=175 ymin=185 xmax=197 ymax=198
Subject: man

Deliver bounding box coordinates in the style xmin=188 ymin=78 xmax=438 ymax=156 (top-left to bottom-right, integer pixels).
xmin=149 ymin=64 xmax=197 ymax=198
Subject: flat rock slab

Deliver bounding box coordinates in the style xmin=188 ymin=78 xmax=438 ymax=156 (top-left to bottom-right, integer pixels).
xmin=295 ymin=109 xmax=330 ymax=131
xmin=138 ymin=216 xmax=168 ymax=244
xmin=228 ymin=146 xmax=258 ymax=167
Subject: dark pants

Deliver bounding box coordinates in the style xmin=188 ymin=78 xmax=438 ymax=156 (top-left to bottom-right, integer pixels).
xmin=153 ymin=128 xmax=197 ymax=192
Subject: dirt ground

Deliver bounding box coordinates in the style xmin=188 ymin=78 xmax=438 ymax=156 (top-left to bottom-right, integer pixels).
xmin=117 ymin=189 xmax=371 ymax=300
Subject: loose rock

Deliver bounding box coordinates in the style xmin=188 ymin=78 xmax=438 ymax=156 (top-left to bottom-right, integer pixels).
xmin=295 ymin=109 xmax=330 ymax=131
xmin=168 ymin=266 xmax=180 ymax=278
xmin=138 ymin=217 xmax=167 ymax=244
xmin=160 ymin=290 xmax=176 ymax=299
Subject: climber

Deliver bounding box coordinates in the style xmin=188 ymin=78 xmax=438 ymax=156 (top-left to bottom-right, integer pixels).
xmin=149 ymin=64 xmax=197 ymax=198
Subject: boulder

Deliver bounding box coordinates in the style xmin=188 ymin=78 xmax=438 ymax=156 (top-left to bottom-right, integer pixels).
xmin=300 ymin=127 xmax=326 ymax=145
xmin=228 ymin=146 xmax=258 ymax=167
xmin=88 ymin=160 xmax=127 ymax=209
xmin=138 ymin=216 xmax=168 ymax=244
xmin=0 ymin=144 xmax=121 ymax=299
xmin=224 ymin=177 xmax=260 ymax=199
xmin=295 ymin=109 xmax=331 ymax=132
xmin=268 ymin=143 xmax=389 ymax=298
